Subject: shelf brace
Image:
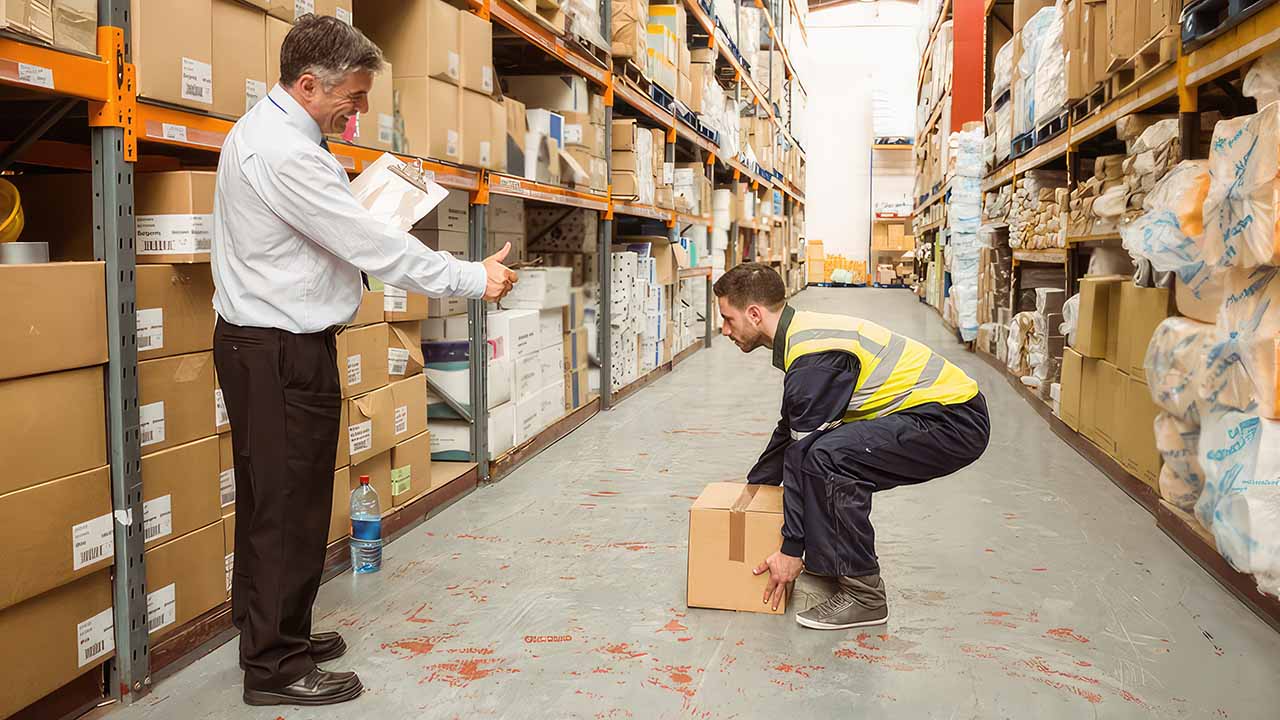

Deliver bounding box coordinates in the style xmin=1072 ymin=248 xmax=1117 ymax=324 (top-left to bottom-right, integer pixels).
xmin=0 ymin=98 xmax=77 ymax=172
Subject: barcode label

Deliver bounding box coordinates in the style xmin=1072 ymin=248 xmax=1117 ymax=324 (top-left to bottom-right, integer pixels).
xmin=384 ymin=285 xmax=408 ymax=312
xmin=391 ymin=466 xmax=412 ymax=496
xmin=136 ymin=308 xmax=164 ymax=351
xmin=71 ymin=513 xmax=114 ymax=571
xmin=664 ymin=163 xmax=674 ymax=186
xmin=77 ymin=608 xmax=114 ymax=667
xmin=146 ymin=584 xmax=177 ymax=635
xmin=349 ymin=420 xmax=373 ymax=455
xmin=480 ymin=141 xmax=491 ymax=167
xmin=139 ymin=401 xmax=166 ymax=447
xmin=245 ymin=79 xmax=267 ymax=112
xmin=161 ymin=123 xmax=188 ymax=143
xmin=17 ymin=62 xmax=54 ymax=89
xmin=482 ymin=66 xmax=494 ymax=93
xmin=388 ymin=348 xmax=410 ymax=376
xmin=142 ymin=494 xmax=173 ymax=544
xmin=180 ymin=58 xmax=213 ymax=105
xmin=346 ymin=354 xmax=362 ymax=387
xmin=395 ymin=405 xmax=408 ymax=435
xmin=215 ymin=389 xmax=228 ymax=428
xmin=378 ymin=114 xmax=394 ymax=144
xmin=295 ymin=0 xmax=315 ymax=16
xmin=564 ymin=124 xmax=584 ymax=145
xmin=448 ymin=52 xmax=460 ymax=80
xmin=220 ymin=469 xmax=236 ymax=507
xmin=136 ymin=214 xmax=213 ymax=255
xmin=447 ymin=130 xmax=459 ymax=158
xmin=335 ymin=6 xmax=352 ymax=24
xmin=225 ymin=553 xmax=234 ymax=593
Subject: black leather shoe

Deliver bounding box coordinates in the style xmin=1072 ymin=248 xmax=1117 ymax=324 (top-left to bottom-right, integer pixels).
xmin=243 ymin=668 xmax=363 ymax=707
xmin=309 ymin=631 xmax=347 ymax=663
xmin=239 ymin=632 xmax=348 ymax=669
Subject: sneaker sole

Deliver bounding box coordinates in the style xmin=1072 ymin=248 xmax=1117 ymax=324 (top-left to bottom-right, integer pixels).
xmin=242 ymin=682 xmax=364 ymax=707
xmin=795 ymin=613 xmax=889 ymax=631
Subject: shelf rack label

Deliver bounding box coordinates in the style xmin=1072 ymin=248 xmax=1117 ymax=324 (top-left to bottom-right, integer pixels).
xmin=16 ymin=62 xmax=53 ymax=89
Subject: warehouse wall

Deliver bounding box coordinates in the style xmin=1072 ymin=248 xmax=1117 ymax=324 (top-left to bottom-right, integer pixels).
xmin=806 ymin=1 xmax=920 ymax=263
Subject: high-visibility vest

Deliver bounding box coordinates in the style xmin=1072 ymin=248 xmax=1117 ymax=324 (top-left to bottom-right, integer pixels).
xmin=783 ymin=310 xmax=979 ymax=422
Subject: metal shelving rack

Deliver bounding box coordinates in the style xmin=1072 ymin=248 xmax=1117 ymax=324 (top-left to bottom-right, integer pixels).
xmin=0 ymin=0 xmax=809 ymax=712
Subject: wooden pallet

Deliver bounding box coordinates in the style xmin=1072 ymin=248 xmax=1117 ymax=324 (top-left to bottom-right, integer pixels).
xmin=1035 ymin=110 xmax=1069 ymax=144
xmin=1182 ymin=0 xmax=1279 ymax=50
xmin=614 ymin=59 xmax=650 ymax=95
xmin=1109 ymin=31 xmax=1178 ymax=99
xmin=511 ymin=0 xmax=566 ymax=34
xmin=1069 ymin=81 xmax=1111 ymax=124
xmin=1010 ymin=131 xmax=1035 ymax=160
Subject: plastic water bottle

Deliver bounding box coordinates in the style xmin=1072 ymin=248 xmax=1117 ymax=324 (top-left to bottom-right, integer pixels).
xmin=349 ymin=475 xmax=382 ymax=574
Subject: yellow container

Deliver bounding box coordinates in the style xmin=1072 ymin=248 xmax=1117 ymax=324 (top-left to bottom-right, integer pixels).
xmin=0 ymin=178 xmax=23 ymax=244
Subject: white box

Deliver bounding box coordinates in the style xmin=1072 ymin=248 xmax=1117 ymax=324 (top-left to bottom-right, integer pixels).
xmin=488 ymin=400 xmax=515 ymax=457
xmin=488 ymin=309 xmax=540 ymax=359
xmin=513 ymin=353 xmax=543 ymax=400
xmin=430 ymin=420 xmax=471 ymax=461
xmin=538 ymin=308 xmax=564 ymax=345
xmin=514 ymin=395 xmax=542 ymax=444
xmin=504 ymin=75 xmax=592 ymax=115
xmin=422 ymin=315 xmax=469 ymax=341
xmin=526 ymin=108 xmax=564 ymax=149
xmin=539 ymin=379 xmax=566 ymax=423
xmin=503 ymin=267 xmax=572 ymax=309
xmin=538 ymin=344 xmax=562 ymax=386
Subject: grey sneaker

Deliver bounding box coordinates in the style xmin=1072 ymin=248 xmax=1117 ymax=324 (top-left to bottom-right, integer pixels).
xmin=793 ymin=571 xmax=843 ymax=610
xmin=795 ymin=573 xmax=889 ymax=630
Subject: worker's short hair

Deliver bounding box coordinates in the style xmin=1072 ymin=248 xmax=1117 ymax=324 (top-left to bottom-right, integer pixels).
xmin=713 ymin=262 xmax=786 ymax=311
xmin=280 ymin=14 xmax=384 ymax=89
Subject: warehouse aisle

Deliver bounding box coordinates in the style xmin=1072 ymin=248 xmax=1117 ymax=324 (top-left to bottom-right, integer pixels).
xmin=110 ymin=288 xmax=1280 ymax=720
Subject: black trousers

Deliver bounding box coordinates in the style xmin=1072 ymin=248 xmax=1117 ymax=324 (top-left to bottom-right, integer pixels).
xmin=799 ymin=393 xmax=991 ymax=578
xmin=213 ymin=318 xmax=342 ymax=691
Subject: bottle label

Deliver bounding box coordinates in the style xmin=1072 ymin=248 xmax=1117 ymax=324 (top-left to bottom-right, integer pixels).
xmin=351 ymin=517 xmax=382 ymax=541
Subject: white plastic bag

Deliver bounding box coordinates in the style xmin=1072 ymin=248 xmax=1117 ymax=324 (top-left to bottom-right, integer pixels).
xmin=1146 ymin=317 xmax=1216 ymax=423
xmin=1154 ymin=412 xmax=1205 ymax=511
xmin=1121 ymin=160 xmax=1219 ymax=302
xmin=1060 ymin=293 xmax=1079 ymax=345
xmin=1033 ymin=3 xmax=1067 ymax=128
xmin=992 ymin=38 xmax=1014 ymax=98
xmin=1202 ymin=265 xmax=1280 ymax=417
xmin=1195 ymin=410 xmax=1280 ymax=597
xmin=1243 ymin=49 xmax=1280 ymax=108
xmin=1202 ymin=102 xmax=1280 ymax=269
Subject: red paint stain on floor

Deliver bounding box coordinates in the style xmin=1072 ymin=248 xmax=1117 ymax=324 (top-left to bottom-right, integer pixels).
xmin=1021 ymin=657 xmax=1100 ymax=686
xmin=523 ymin=635 xmax=573 ymax=644
xmin=588 ymin=491 xmax=620 ymax=498
xmin=1046 ymin=627 xmax=1090 ymax=643
xmin=445 ymin=647 xmax=495 ymax=655
xmin=658 ymin=618 xmax=689 ymax=633
xmin=1119 ymin=690 xmax=1149 ymax=707
xmin=600 ymin=642 xmax=648 ymax=659
xmin=647 ymin=664 xmax=700 ymax=698
xmin=1075 ymin=660 xmax=1093 ymax=667
xmin=499 ymin=564 xmax=510 ymax=570
xmin=381 ymin=633 xmax=456 ymax=659
xmin=984 ymin=548 xmax=996 ymax=553
xmin=421 ymin=657 xmax=519 ymax=687
xmin=406 ymin=603 xmax=432 ymax=624
xmin=579 ymin=503 xmax=598 ymax=508
xmin=774 ymin=663 xmax=824 ymax=678
xmin=1025 ymin=675 xmax=1104 ymax=704
xmin=614 ymin=468 xmax=636 ymax=473
xmin=454 ymin=533 xmax=503 ymax=542
xmin=611 ymin=542 xmax=651 ymax=551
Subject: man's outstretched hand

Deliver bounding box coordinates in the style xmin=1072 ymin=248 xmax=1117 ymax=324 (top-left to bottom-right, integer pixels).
xmin=482 ymin=242 xmax=518 ymax=302
xmin=754 ymin=550 xmax=803 ymax=611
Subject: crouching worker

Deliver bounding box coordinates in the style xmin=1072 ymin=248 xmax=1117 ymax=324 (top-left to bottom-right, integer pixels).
xmin=713 ymin=263 xmax=990 ymax=630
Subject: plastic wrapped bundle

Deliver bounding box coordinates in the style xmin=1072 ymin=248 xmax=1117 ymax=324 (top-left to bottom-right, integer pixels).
xmin=992 ymin=39 xmax=1014 ymax=99
xmin=1061 ymin=293 xmax=1079 ymax=346
xmin=1195 ymin=410 xmax=1280 ymax=597
xmin=995 ymin=102 xmax=1012 ymax=163
xmin=1202 ymin=265 xmax=1280 ymax=417
xmin=1006 ymin=312 xmax=1037 ymax=375
xmin=1243 ymin=48 xmax=1280 ymax=108
xmin=1202 ymin=102 xmax=1280 ymax=269
xmin=1121 ymin=160 xmax=1221 ymax=305
xmin=1155 ymin=413 xmax=1206 ymax=511
xmin=1146 ymin=317 xmax=1216 ymax=423
xmin=1033 ymin=4 xmax=1066 ymax=128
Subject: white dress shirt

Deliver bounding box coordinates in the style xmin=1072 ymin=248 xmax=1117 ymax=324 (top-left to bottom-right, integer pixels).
xmin=212 ymin=85 xmax=487 ymax=334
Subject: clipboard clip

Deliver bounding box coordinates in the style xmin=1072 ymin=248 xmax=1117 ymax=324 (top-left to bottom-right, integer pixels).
xmin=389 ymin=159 xmax=437 ymax=193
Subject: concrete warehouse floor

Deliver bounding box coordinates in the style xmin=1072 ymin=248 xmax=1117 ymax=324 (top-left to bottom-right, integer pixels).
xmin=106 ymin=288 xmax=1280 ymax=720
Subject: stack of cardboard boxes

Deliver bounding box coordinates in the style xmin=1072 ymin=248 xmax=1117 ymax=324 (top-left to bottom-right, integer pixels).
xmin=496 ymin=268 xmax=574 ymax=444
xmin=645 ymin=1 xmax=681 ymax=94
xmin=612 ymin=118 xmax=656 ymax=204
xmin=0 ymin=260 xmax=114 ymax=718
xmin=1058 ymin=276 xmax=1173 ymax=490
xmin=563 ymin=289 xmax=592 ymax=410
xmin=610 ymin=0 xmax=649 ymax=72
xmin=504 ymin=75 xmax=609 ymax=193
xmin=2 ymin=0 xmax=97 ymax=53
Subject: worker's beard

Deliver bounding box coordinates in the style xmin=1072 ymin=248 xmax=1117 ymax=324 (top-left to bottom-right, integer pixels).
xmin=734 ymin=326 xmax=766 ymax=353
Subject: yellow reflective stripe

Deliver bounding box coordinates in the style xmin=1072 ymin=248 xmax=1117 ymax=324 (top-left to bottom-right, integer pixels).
xmin=852 ymin=352 xmax=948 ymax=419
xmin=846 ymin=335 xmax=906 ymax=408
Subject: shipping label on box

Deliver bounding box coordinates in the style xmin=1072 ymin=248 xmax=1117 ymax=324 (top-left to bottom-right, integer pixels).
xmin=687 ymin=483 xmax=787 ymax=614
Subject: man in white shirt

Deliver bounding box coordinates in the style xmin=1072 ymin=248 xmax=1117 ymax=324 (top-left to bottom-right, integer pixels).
xmin=211 ymin=15 xmax=515 ymax=707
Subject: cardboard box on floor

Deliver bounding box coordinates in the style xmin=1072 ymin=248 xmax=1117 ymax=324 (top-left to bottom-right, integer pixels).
xmin=1057 ymin=347 xmax=1084 ymax=431
xmin=1119 ymin=374 xmax=1162 ymax=489
xmin=136 ymin=263 xmax=216 ymax=361
xmin=0 ymin=262 xmax=107 ymax=379
xmin=1117 ymin=282 xmax=1173 ymax=377
xmin=142 ymin=521 xmax=227 ymax=641
xmin=140 ymin=436 xmax=221 ymax=551
xmin=0 ymin=367 xmax=106 ymax=496
xmin=139 ymin=351 xmax=217 ymax=455
xmin=687 ymin=482 xmax=787 ymax=615
xmin=329 ymin=466 xmax=351 ymax=543
xmin=131 ymin=0 xmax=213 ymax=111
xmin=391 ymin=431 xmax=432 ymax=506
xmin=1073 ymin=275 xmax=1124 ymax=360
xmin=0 ymin=465 xmax=113 ymax=612
xmin=0 ymin=569 xmax=114 ymax=720
xmin=1082 ymin=359 xmax=1124 ymax=455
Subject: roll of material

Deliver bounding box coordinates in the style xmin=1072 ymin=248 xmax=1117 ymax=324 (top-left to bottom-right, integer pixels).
xmin=0 ymin=241 xmax=49 ymax=264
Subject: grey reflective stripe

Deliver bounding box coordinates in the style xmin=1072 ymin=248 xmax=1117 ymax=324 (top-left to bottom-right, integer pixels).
xmin=846 ymin=335 xmax=907 ymax=408
xmin=789 ymin=419 xmax=844 ymax=441
xmin=856 ymin=352 xmax=948 ymax=417
xmin=788 ymin=327 xmax=886 ymax=356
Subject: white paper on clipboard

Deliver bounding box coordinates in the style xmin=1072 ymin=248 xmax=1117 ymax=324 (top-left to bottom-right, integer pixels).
xmin=349 ymin=153 xmax=450 ymax=232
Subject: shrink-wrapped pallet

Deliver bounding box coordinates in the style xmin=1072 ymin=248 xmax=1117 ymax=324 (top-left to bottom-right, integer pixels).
xmin=1155 ymin=413 xmax=1205 ymax=511
xmin=1202 ymin=266 xmax=1280 ymax=418
xmin=1202 ymin=102 xmax=1280 ymax=269
xmin=1145 ymin=317 xmax=1215 ymax=423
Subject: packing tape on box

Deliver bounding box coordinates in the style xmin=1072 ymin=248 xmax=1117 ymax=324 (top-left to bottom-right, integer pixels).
xmin=727 ymin=484 xmax=760 ymax=563
xmin=390 ymin=324 xmax=425 ymax=366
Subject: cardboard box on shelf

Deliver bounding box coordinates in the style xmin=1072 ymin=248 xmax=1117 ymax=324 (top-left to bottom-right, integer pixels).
xmin=222 ymin=512 xmax=234 ymax=596
xmin=504 ymin=75 xmax=593 ymax=117
xmin=265 ymin=14 xmax=288 ymax=86
xmin=212 ymin=0 xmax=268 ymax=119
xmin=503 ymin=267 xmax=572 ymax=309
xmin=142 ymin=521 xmax=226 ymax=640
xmin=513 ymin=353 xmax=542 ymax=401
xmin=139 ymin=352 xmax=217 ymax=455
xmin=540 ymin=378 xmax=567 ymax=422
xmin=0 ymin=367 xmax=106 ymax=496
xmin=490 ymin=97 xmax=508 ymax=176
xmin=350 ymin=290 xmax=384 ymax=327
xmin=336 ymin=399 xmax=349 ymax=469
xmin=1117 ymin=282 xmax=1173 ymax=378
xmin=0 ymin=569 xmax=114 ymax=720
xmin=135 ymin=264 xmax=216 ymax=361
xmin=504 ymin=97 xmax=528 ymax=175
xmin=538 ymin=308 xmax=565 ymax=343
xmin=1072 ymin=275 xmax=1124 ymax=359
xmin=411 ymin=227 xmax=469 ymax=256
xmin=140 ymin=437 xmax=221 ymax=551
xmin=429 ymin=296 xmax=469 ymax=318
xmin=347 ymin=0 xmax=460 ymax=83
xmin=383 ymin=285 xmax=428 ymax=323
xmin=564 ymin=367 xmax=589 ymax=409
xmin=687 ymin=483 xmax=787 ymax=614
xmin=0 ymin=465 xmax=112 ymax=612
xmin=337 ymin=323 xmax=390 ymax=398
xmin=462 ymin=89 xmax=496 ymax=169
xmin=0 ymin=262 xmax=106 ymax=380
xmin=391 ymin=431 xmax=431 ymax=507
xmin=389 ymin=373 xmax=428 ymax=442
xmin=423 ymin=314 xmax=470 ymax=341
xmin=418 ymin=190 xmax=470 ymax=232
xmin=135 ymin=171 xmax=216 ymax=264
xmin=563 ymin=288 xmax=586 ymax=328
xmin=394 ymin=76 xmax=461 ymax=162
xmin=387 ymin=322 xmax=425 ymax=379
xmin=1119 ymin=375 xmax=1162 ymax=489
xmin=50 ymin=0 xmax=93 ymax=53
xmin=563 ymin=328 xmax=589 ymax=372
xmin=459 ymin=9 xmax=494 ymax=95
xmin=2 ymin=0 xmax=54 ymax=44
xmin=1106 ymin=0 xmax=1136 ymax=64
xmin=131 ymin=0 xmax=213 ymax=110
xmin=1083 ymin=359 xmax=1124 ymax=455
xmin=219 ymin=433 xmax=236 ymax=515
xmin=328 ymin=466 xmax=351 ymax=543
xmin=347 ymin=384 xmax=396 ymax=465
xmin=489 ymin=308 xmax=541 ymax=360
xmin=351 ymin=449 xmax=393 ymax=512
xmin=611 ymin=0 xmax=648 ymax=60
xmin=514 ymin=393 xmax=542 ymax=445
xmin=1057 ymin=348 xmax=1084 ymax=431
xmin=358 ymin=60 xmax=395 ymax=151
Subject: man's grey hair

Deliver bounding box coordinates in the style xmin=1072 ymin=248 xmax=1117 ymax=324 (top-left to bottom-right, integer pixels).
xmin=280 ymin=14 xmax=384 ymax=89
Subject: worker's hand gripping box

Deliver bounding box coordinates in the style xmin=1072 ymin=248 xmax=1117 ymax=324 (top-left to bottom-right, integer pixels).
xmin=687 ymin=483 xmax=788 ymax=615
